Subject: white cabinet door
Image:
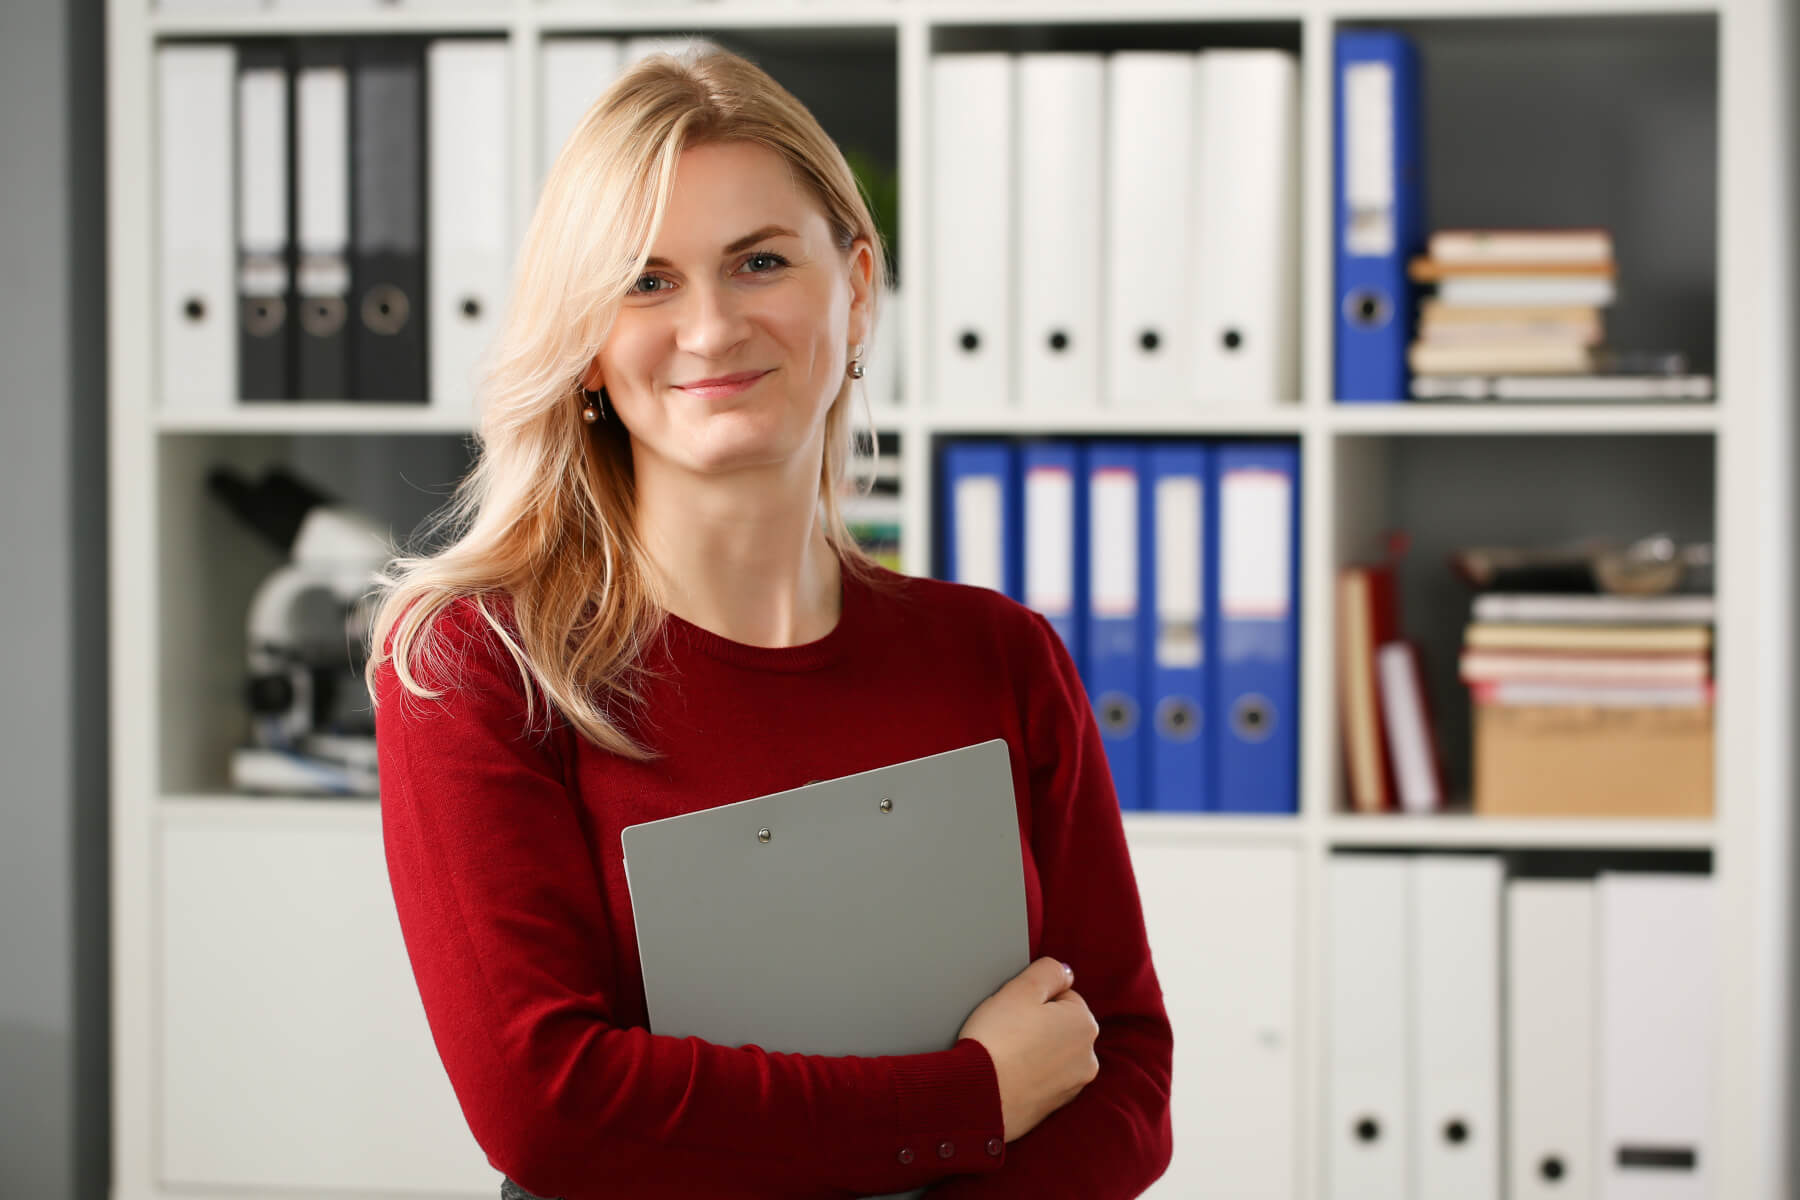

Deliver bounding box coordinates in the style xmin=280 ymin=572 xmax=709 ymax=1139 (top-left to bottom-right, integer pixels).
xmin=159 ymin=814 xmax=496 ymax=1193
xmin=1128 ymin=834 xmax=1299 ymax=1199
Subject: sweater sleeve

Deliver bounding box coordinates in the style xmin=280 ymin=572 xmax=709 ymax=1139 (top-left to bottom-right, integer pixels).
xmin=374 ymin=599 xmax=1006 ymax=1200
xmin=929 ymin=610 xmax=1175 ymax=1198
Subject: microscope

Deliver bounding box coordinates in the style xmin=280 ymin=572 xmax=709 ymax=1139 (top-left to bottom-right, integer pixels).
xmin=208 ymin=466 xmax=392 ymax=795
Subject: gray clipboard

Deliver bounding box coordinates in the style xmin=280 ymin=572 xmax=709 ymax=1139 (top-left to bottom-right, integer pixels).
xmin=621 ymin=739 xmax=1029 ymax=1197
xmin=621 ymin=737 xmax=1030 ymax=1058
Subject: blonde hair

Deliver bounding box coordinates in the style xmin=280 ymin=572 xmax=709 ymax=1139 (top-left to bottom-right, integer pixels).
xmin=365 ymin=42 xmax=891 ymax=760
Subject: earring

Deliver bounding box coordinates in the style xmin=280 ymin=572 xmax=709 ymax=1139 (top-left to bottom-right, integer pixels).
xmin=581 ymin=386 xmax=607 ymax=423
xmin=847 ymin=345 xmax=866 ymax=380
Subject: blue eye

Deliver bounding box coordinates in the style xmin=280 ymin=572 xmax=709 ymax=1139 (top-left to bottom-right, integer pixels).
xmin=631 ymin=275 xmax=667 ymax=295
xmin=743 ymin=252 xmax=790 ymax=274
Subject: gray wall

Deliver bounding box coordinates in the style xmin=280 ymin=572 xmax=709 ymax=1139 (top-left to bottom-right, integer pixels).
xmin=0 ymin=0 xmax=111 ymax=1196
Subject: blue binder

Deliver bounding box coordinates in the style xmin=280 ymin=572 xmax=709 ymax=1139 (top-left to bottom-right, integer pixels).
xmin=1143 ymin=443 xmax=1213 ymax=813
xmin=1020 ymin=440 xmax=1086 ymax=667
xmin=1333 ymin=30 xmax=1424 ymax=403
xmin=1212 ymin=443 xmax=1300 ymax=814
xmin=1081 ymin=442 xmax=1148 ymax=812
xmin=938 ymin=441 xmax=1021 ymax=601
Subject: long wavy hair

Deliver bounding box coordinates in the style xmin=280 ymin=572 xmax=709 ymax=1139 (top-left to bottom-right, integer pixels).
xmin=364 ymin=42 xmax=890 ymax=760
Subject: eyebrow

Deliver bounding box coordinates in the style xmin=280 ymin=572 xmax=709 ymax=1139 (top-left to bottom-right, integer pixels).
xmin=642 ymin=225 xmax=799 ymax=269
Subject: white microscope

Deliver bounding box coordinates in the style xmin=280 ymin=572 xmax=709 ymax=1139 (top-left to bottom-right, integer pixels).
xmin=208 ymin=466 xmax=393 ymax=795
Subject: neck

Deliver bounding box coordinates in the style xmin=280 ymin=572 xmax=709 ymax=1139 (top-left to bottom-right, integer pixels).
xmin=630 ymin=442 xmax=843 ymax=649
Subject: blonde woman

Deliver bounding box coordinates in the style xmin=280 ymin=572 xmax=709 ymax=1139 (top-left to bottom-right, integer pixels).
xmin=369 ymin=45 xmax=1172 ymax=1200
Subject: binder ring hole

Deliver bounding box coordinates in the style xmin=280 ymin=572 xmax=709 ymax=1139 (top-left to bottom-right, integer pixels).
xmin=461 ymin=296 xmax=483 ymax=320
xmin=756 ymin=828 xmax=772 ymax=843
xmin=1444 ymin=1118 xmax=1470 ymax=1146
xmin=1048 ymin=330 xmax=1070 ymax=353
xmin=1344 ymin=288 xmax=1392 ymax=330
xmin=1353 ymin=1116 xmax=1381 ymax=1144
xmin=362 ymin=284 xmax=411 ymax=336
xmin=1221 ymin=328 xmax=1243 ymax=351
xmin=1139 ymin=329 xmax=1161 ymax=353
xmin=1231 ymin=694 xmax=1276 ymax=742
xmin=183 ymin=297 xmax=206 ymax=323
xmin=959 ymin=330 xmax=981 ymax=353
xmin=1540 ymin=1156 xmax=1566 ymax=1182
xmin=1099 ymin=694 xmax=1139 ymax=737
xmin=1154 ymin=697 xmax=1201 ymax=743
xmin=301 ymin=296 xmax=347 ymax=338
xmin=243 ymin=297 xmax=284 ymax=338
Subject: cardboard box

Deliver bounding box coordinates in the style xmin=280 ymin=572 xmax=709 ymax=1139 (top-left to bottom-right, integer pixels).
xmin=1472 ymin=703 xmax=1714 ymax=818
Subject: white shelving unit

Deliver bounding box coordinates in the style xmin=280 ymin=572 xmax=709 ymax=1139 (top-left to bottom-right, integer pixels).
xmin=108 ymin=1 xmax=1795 ymax=1197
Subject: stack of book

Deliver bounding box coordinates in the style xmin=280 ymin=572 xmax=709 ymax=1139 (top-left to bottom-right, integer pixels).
xmin=1406 ymin=228 xmax=1713 ymax=402
xmin=1462 ymin=591 xmax=1716 ymax=817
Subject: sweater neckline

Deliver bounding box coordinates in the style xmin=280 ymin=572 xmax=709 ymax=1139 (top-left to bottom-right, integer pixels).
xmin=661 ymin=561 xmax=862 ymax=673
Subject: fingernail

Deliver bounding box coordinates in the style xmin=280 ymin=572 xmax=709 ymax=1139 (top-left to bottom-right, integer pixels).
xmin=1061 ymin=961 xmax=1073 ymax=979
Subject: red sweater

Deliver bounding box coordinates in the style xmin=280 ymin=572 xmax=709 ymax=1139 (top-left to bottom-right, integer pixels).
xmin=374 ymin=562 xmax=1173 ymax=1199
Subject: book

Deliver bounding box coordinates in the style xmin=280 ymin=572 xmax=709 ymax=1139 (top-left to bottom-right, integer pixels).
xmin=1428 ymin=227 xmax=1614 ymax=265
xmin=1436 ymin=276 xmax=1617 ymax=307
xmin=1464 ymin=622 xmax=1712 ymax=653
xmin=1460 ymin=650 xmax=1711 ymax=686
xmin=1337 ymin=565 xmax=1400 ymax=813
xmin=1409 ymin=256 xmax=1617 ymax=282
xmin=1411 ymin=373 xmax=1715 ymax=401
xmin=1409 ymin=341 xmax=1595 ymax=375
xmin=1471 ymin=592 xmax=1716 ymax=624
xmin=1377 ymin=640 xmax=1445 ymax=813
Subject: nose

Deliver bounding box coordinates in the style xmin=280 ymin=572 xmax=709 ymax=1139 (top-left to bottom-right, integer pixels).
xmin=674 ymin=276 xmax=752 ymax=361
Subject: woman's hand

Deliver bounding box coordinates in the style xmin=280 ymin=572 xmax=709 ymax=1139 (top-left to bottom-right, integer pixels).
xmin=956 ymin=957 xmax=1101 ymax=1142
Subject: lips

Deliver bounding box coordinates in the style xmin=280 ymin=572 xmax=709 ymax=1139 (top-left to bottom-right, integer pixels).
xmin=678 ymin=369 xmax=770 ymax=390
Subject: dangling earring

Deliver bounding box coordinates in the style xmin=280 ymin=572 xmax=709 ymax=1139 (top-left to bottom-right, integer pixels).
xmin=581 ymin=385 xmax=607 ymax=423
xmin=847 ymin=344 xmax=866 ymax=380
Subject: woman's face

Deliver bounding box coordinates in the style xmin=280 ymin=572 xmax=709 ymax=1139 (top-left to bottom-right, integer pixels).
xmin=588 ymin=140 xmax=874 ymax=483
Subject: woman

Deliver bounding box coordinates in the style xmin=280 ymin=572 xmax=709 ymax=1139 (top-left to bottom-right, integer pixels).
xmin=368 ymin=45 xmax=1172 ymax=1200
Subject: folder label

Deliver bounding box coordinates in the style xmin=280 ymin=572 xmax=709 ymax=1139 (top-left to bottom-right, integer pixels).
xmin=1221 ymin=468 xmax=1293 ymax=621
xmin=953 ymin=476 xmax=1004 ymax=593
xmin=1090 ymin=467 xmax=1139 ymax=616
xmin=1344 ymin=62 xmax=1396 ymax=257
xmin=1025 ymin=464 xmax=1074 ymax=615
xmin=1154 ymin=476 xmax=1203 ymax=670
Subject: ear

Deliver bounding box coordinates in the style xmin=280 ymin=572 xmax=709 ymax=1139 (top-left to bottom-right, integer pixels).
xmin=845 ymin=236 xmax=876 ymax=350
xmin=579 ymin=357 xmax=603 ymax=392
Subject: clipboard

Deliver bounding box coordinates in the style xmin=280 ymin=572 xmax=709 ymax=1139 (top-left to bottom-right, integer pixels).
xmin=621 ymin=737 xmax=1030 ymax=1060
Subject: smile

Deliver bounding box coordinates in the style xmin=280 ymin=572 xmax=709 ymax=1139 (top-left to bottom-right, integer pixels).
xmin=676 ymin=369 xmax=772 ymax=398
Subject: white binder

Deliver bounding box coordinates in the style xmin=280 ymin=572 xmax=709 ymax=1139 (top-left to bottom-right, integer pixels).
xmin=863 ymin=283 xmax=903 ymax=411
xmin=1598 ymin=873 xmax=1715 ymax=1200
xmin=1131 ymin=841 xmax=1297 ymax=1200
xmin=1412 ymin=856 xmax=1502 ymax=1200
xmin=1193 ymin=50 xmax=1301 ymax=408
xmin=929 ymin=54 xmax=1013 ymax=411
xmin=157 ymin=45 xmax=236 ymax=411
xmin=1015 ymin=53 xmax=1104 ymax=413
xmin=1103 ymin=52 xmax=1195 ymax=410
xmin=1327 ymin=855 xmax=1411 ymax=1200
xmin=1508 ymin=879 xmax=1597 ymax=1200
xmin=427 ymin=40 xmax=510 ymax=420
xmin=296 ymin=52 xmax=350 ymax=397
xmin=540 ymin=39 xmax=624 ymax=182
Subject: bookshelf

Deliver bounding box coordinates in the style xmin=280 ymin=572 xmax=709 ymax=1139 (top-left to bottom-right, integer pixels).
xmin=107 ymin=1 xmax=1795 ymax=1198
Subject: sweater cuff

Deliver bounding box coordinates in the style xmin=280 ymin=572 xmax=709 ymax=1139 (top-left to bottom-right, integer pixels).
xmin=883 ymin=1038 xmax=1008 ymax=1176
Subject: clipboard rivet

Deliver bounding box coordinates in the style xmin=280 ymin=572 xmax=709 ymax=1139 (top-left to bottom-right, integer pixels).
xmin=879 ymin=798 xmax=893 ymax=813
xmin=757 ymin=828 xmax=772 ymax=843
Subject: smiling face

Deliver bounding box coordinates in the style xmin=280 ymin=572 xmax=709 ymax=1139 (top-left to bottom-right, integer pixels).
xmin=585 ymin=139 xmax=874 ymax=485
